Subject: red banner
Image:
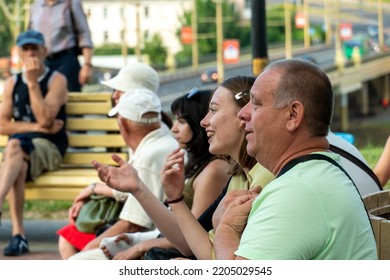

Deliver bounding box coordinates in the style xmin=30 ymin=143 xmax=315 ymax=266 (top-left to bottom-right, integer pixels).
xmin=181 ymin=26 xmax=192 ymax=45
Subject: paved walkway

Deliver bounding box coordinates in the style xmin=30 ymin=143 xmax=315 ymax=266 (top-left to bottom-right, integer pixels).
xmin=0 ymin=219 xmax=67 ymax=260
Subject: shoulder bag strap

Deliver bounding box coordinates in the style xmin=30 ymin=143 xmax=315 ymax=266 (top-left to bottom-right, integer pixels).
xmin=329 ymin=144 xmax=382 ymax=190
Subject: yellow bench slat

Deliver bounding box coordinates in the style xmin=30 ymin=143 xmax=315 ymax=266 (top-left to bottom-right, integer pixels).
xmin=0 ymin=135 xmax=7 ymax=146
xmin=25 ymin=189 xmax=85 ymax=200
xmin=63 ymin=152 xmax=127 ymax=165
xmin=66 ymin=102 xmax=112 ymax=115
xmin=68 ymin=134 xmax=125 ymax=147
xmin=68 ymin=92 xmax=112 ymax=101
xmin=67 ymin=118 xmax=119 ymax=131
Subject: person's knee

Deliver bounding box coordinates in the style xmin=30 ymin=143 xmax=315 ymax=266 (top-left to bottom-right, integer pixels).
xmin=4 ymin=139 xmax=24 ymax=158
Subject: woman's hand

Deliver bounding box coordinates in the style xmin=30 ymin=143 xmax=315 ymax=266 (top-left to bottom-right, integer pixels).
xmin=212 ymin=186 xmax=261 ymax=230
xmin=161 ymin=148 xmax=186 ymax=201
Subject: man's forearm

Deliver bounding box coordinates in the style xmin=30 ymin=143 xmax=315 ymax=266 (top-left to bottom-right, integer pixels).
xmin=28 ymin=82 xmax=53 ymax=127
xmin=0 ymin=120 xmax=39 ymax=135
xmin=214 ymin=225 xmax=241 ymax=260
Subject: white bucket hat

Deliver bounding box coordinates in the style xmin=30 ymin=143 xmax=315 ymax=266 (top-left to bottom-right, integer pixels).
xmin=101 ymin=62 xmax=160 ymax=93
xmin=108 ymin=89 xmax=161 ymax=123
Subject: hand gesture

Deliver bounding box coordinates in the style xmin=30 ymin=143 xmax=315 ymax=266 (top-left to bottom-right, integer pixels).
xmin=92 ymin=154 xmax=142 ymax=194
xmin=214 ymin=189 xmax=259 ymax=238
xmin=212 ymin=186 xmax=262 ymax=230
xmin=24 ymin=56 xmax=42 ymax=84
xmin=161 ymin=148 xmax=185 ymax=201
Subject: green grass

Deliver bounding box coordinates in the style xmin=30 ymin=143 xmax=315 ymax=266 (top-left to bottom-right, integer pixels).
xmin=3 ymin=200 xmax=71 ymax=220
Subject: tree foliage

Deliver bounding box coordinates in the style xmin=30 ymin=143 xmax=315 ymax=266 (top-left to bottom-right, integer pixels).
xmin=143 ymin=33 xmax=168 ymax=68
xmin=175 ymin=0 xmax=251 ymax=66
xmin=0 ymin=0 xmax=17 ymax=56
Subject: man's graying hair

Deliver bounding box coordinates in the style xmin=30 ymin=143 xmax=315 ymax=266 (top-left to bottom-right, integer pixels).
xmin=265 ymin=59 xmax=334 ymax=136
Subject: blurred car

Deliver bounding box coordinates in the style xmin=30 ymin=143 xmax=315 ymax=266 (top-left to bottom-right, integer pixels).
xmin=200 ymin=68 xmax=218 ymax=83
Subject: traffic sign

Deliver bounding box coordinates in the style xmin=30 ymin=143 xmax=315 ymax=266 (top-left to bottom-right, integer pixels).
xmin=223 ymin=39 xmax=240 ymax=64
xmin=340 ymin=23 xmax=353 ymax=41
xmin=295 ymin=12 xmax=305 ymax=29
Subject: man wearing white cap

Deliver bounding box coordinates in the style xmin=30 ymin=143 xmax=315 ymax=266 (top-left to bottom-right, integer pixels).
xmin=101 ymin=62 xmax=160 ymax=94
xmin=58 ymin=87 xmax=178 ymax=259
xmin=101 ymin=62 xmax=172 ymax=129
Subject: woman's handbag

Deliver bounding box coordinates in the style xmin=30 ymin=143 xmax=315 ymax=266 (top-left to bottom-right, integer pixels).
xmin=75 ymin=195 xmax=123 ymax=234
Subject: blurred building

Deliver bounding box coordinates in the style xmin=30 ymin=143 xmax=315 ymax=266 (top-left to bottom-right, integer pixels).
xmin=82 ymin=0 xmax=249 ymax=56
xmin=83 ymin=0 xmax=192 ymax=56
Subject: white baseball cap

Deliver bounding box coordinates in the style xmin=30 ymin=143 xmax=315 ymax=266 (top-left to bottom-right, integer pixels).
xmin=108 ymin=89 xmax=161 ymax=123
xmin=101 ymin=62 xmax=160 ymax=93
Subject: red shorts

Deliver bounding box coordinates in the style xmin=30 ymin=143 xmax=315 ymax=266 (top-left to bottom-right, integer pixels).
xmin=57 ymin=224 xmax=96 ymax=251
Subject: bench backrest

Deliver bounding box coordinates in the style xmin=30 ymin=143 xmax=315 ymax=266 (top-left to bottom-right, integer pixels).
xmin=363 ymin=190 xmax=390 ymax=260
xmin=0 ymin=92 xmax=128 ymax=167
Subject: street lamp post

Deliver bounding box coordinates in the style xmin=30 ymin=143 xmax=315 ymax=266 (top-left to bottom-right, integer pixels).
xmin=251 ymin=0 xmax=268 ymax=76
xmin=192 ymin=0 xmax=199 ymax=71
xmin=135 ymin=0 xmax=142 ymax=61
xmin=215 ymin=0 xmax=224 ymax=83
xmin=377 ymin=0 xmax=384 ymax=50
xmin=324 ymin=0 xmax=331 ymax=47
xmin=334 ymin=0 xmax=344 ymax=71
xmin=121 ymin=1 xmax=128 ymax=66
xmin=284 ymin=0 xmax=292 ymax=59
xmin=303 ymin=0 xmax=310 ymax=48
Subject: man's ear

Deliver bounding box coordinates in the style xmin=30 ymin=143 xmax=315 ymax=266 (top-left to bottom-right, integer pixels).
xmin=118 ymin=116 xmax=129 ymax=131
xmin=286 ymin=101 xmax=304 ymax=132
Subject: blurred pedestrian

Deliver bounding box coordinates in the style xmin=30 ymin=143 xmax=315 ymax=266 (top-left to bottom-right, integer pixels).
xmin=28 ymin=0 xmax=93 ymax=91
xmin=0 ymin=30 xmax=68 ymax=256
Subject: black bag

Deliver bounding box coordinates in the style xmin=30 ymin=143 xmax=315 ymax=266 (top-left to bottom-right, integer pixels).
xmin=143 ymin=246 xmax=197 ymax=260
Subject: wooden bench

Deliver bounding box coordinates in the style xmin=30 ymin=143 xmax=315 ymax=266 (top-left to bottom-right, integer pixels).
xmin=363 ymin=190 xmax=390 ymax=260
xmin=0 ymin=92 xmax=128 ymax=201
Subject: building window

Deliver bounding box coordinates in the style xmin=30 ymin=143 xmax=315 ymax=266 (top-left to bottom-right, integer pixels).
xmin=104 ymin=31 xmax=109 ymax=43
xmin=144 ymin=6 xmax=149 ymax=18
